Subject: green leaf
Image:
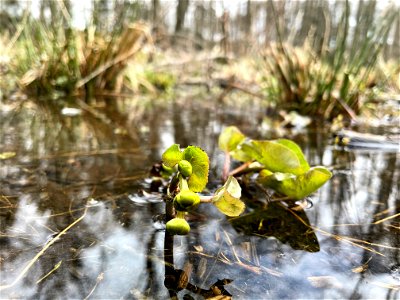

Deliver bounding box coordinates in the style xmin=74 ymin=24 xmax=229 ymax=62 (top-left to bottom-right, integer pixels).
xmin=258 ymin=166 xmax=332 ymax=200
xmin=230 ymin=141 xmax=254 ymax=162
xmin=213 ymin=176 xmax=245 ymax=216
xmin=242 ymin=140 xmax=303 ymax=175
xmin=182 ymin=146 xmax=209 ymax=192
xmin=275 ymin=139 xmax=310 ymax=173
xmin=162 ymin=144 xmax=183 ymax=167
xmin=218 ymin=126 xmax=246 ymax=152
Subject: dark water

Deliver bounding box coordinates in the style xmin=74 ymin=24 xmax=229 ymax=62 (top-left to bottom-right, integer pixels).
xmin=1 ymin=96 xmax=399 ymax=299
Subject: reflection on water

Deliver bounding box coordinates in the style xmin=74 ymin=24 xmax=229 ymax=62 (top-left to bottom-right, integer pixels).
xmin=230 ymin=202 xmax=320 ymax=252
xmin=0 ymin=97 xmax=399 ymax=299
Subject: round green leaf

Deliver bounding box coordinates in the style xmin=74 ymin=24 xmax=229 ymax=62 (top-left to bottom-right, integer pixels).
xmin=218 ymin=126 xmax=246 ymax=152
xmin=162 ymin=144 xmax=183 ymax=168
xmin=213 ymin=176 xmax=245 ymax=217
xmin=275 ymin=139 xmax=310 ymax=174
xmin=242 ymin=140 xmax=303 ymax=175
xmin=258 ymin=166 xmax=332 ymax=200
xmin=182 ymin=146 xmax=209 ymax=192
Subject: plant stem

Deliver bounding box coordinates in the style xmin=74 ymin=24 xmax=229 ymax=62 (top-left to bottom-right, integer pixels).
xmin=165 ymin=196 xmax=175 ymax=222
xmin=176 ymin=211 xmax=186 ymax=218
xmin=163 ymin=230 xmax=177 ymax=298
xmin=179 ymin=175 xmax=189 ymax=191
xmin=222 ymin=151 xmax=231 ymax=181
xmin=228 ymin=162 xmax=252 ymax=177
xmin=199 ymin=195 xmax=213 ymax=203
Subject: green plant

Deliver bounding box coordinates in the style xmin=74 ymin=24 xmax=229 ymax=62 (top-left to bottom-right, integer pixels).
xmin=262 ymin=2 xmax=398 ymax=120
xmin=159 ymin=126 xmax=332 ymax=235
xmin=12 ymin=15 xmax=149 ymax=98
xmin=144 ymin=71 xmax=176 ymax=92
xmin=160 ymin=143 xmax=245 ymax=235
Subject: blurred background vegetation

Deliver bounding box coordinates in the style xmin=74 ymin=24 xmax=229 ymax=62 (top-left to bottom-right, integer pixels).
xmin=0 ymin=0 xmax=399 ymax=120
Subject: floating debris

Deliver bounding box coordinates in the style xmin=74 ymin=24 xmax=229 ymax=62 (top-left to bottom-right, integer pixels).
xmin=61 ymin=107 xmax=82 ymax=116
xmin=334 ymin=130 xmax=399 ymax=151
xmin=0 ymin=152 xmax=16 ymax=160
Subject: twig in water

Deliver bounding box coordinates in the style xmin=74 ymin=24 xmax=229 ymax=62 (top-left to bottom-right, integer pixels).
xmin=36 ymin=261 xmax=63 ymax=284
xmin=0 ymin=208 xmax=88 ymax=291
xmin=84 ymin=272 xmax=104 ymax=300
xmin=373 ymin=213 xmax=400 ymax=225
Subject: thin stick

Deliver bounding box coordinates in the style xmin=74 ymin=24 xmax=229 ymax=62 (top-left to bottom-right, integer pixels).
xmin=0 ymin=208 xmax=88 ymax=291
xmin=83 ymin=272 xmax=104 ymax=300
xmin=36 ymin=261 xmax=63 ymax=284
xmin=373 ymin=213 xmax=400 ymax=225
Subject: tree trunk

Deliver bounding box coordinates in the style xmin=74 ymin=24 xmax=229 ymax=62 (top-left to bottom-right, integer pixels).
xmin=221 ymin=11 xmax=230 ymax=56
xmin=194 ymin=2 xmax=205 ymax=44
xmin=152 ymin=0 xmax=160 ymax=25
xmin=265 ymin=0 xmax=274 ymax=44
xmin=245 ymin=0 xmax=252 ymax=36
xmin=175 ymin=0 xmax=189 ymax=33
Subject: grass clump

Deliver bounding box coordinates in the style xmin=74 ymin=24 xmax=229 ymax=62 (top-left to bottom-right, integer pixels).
xmin=261 ymin=2 xmax=398 ymax=120
xmin=9 ymin=14 xmax=149 ymax=99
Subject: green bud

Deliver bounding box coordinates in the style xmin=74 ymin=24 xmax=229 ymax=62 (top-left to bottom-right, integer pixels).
xmin=166 ymin=218 xmax=190 ymax=235
xmin=178 ymin=160 xmax=192 ymax=177
xmin=174 ymin=190 xmax=200 ymax=211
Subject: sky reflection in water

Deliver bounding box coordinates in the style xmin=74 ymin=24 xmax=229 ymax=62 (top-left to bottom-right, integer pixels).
xmin=0 ymin=98 xmax=399 ymax=299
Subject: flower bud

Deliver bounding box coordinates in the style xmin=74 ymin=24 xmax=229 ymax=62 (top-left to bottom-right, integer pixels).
xmin=174 ymin=190 xmax=200 ymax=211
xmin=166 ymin=218 xmax=190 ymax=235
xmin=178 ymin=160 xmax=192 ymax=177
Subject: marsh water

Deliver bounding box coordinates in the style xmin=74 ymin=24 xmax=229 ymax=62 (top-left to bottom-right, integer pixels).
xmin=1 ymin=95 xmax=399 ymax=299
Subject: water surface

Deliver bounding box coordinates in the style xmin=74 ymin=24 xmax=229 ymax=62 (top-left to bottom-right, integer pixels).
xmin=1 ymin=96 xmax=399 ymax=299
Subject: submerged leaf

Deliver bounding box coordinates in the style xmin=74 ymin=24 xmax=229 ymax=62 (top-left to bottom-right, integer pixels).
xmin=182 ymin=146 xmax=209 ymax=192
xmin=218 ymin=126 xmax=246 ymax=152
xmin=258 ymin=166 xmax=332 ymax=200
xmin=213 ymin=176 xmax=244 ymax=216
xmin=162 ymin=144 xmax=183 ymax=167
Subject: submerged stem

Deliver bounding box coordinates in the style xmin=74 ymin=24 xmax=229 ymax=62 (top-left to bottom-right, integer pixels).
xmin=165 ymin=196 xmax=175 ymax=222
